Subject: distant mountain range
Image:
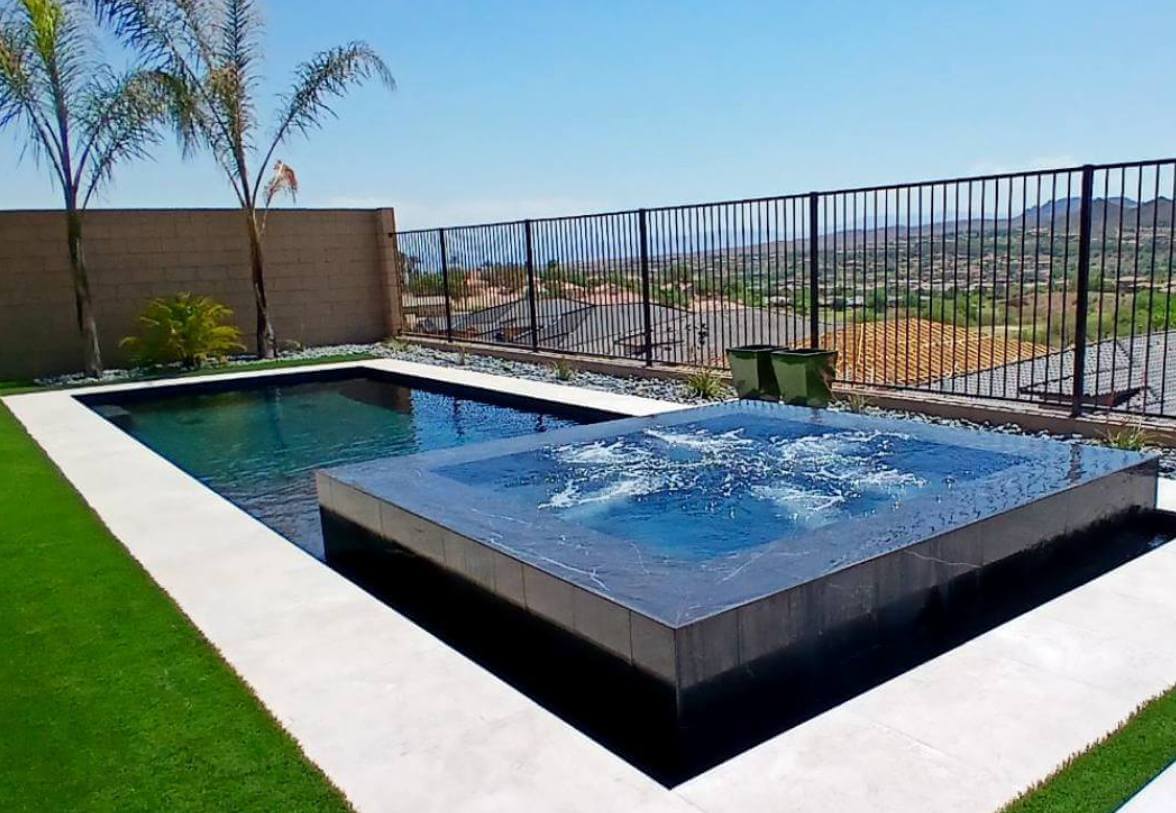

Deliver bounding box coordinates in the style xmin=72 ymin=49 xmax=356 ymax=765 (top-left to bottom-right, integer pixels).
xmin=626 ymin=197 xmax=1176 ymax=266
xmin=1022 ymin=197 xmax=1173 ymax=230
xmin=800 ymin=197 xmax=1176 ymax=245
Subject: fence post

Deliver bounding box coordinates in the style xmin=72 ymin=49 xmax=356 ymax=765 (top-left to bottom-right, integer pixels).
xmin=524 ymin=220 xmax=539 ymax=351
xmin=1071 ymin=165 xmax=1095 ymax=417
xmin=638 ymin=209 xmax=654 ymax=366
xmin=808 ymin=192 xmax=820 ymax=348
xmin=438 ymin=227 xmax=453 ymax=341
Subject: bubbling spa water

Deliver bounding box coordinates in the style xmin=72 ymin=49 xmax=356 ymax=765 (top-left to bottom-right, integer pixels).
xmin=443 ymin=413 xmax=1023 ymax=558
xmin=541 ymin=426 xmax=927 ymax=525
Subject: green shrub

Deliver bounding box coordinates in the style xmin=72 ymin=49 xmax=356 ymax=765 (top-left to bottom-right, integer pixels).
xmin=838 ymin=392 xmax=870 ymax=413
xmin=407 ymin=270 xmax=468 ymax=298
xmin=120 ymin=293 xmax=245 ymax=369
xmin=654 ymin=287 xmax=692 ymax=308
xmin=552 ymin=358 xmax=575 ymax=381
xmin=685 ymin=367 xmax=727 ymax=400
xmin=1100 ymin=423 xmax=1150 ymax=451
xmin=481 ymin=264 xmax=528 ymax=291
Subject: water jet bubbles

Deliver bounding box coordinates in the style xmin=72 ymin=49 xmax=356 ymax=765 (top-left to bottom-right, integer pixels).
xmin=534 ymin=421 xmax=926 ymax=525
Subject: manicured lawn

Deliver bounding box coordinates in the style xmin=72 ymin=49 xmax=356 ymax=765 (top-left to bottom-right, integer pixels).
xmin=0 ymin=399 xmax=352 ymax=812
xmin=0 ymin=378 xmax=38 ymax=395
xmin=51 ymin=351 xmax=378 ymax=387
xmin=171 ymin=352 xmax=377 ymax=378
xmin=1002 ymin=684 xmax=1176 ymax=813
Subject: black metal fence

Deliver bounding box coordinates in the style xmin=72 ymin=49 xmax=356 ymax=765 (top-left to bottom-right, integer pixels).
xmin=395 ymin=158 xmax=1176 ymax=418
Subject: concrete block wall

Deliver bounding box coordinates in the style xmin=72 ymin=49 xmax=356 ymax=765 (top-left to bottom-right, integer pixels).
xmin=0 ymin=208 xmax=400 ymax=379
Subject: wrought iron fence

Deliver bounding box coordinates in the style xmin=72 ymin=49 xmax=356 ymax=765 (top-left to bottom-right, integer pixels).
xmin=395 ymin=158 xmax=1176 ymax=418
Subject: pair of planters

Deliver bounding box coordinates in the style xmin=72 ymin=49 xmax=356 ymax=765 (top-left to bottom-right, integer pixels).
xmin=726 ymin=345 xmax=838 ymax=407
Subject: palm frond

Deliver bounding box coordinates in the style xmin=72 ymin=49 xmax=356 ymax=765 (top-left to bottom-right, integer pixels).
xmin=22 ymin=0 xmax=91 ymax=104
xmin=76 ymin=67 xmax=167 ymax=207
xmin=213 ymin=0 xmax=259 ymax=82
xmin=257 ymin=158 xmax=295 ymax=233
xmin=94 ymin=1 xmax=239 ymax=152
xmin=173 ymin=0 xmax=218 ymax=69
xmin=0 ymin=2 xmax=69 ymax=185
xmin=92 ymin=0 xmax=201 ymax=73
xmin=263 ymin=159 xmax=296 ymax=207
xmin=0 ymin=9 xmax=37 ymax=129
xmin=209 ymin=0 xmax=259 ymax=148
xmin=2 ymin=3 xmax=168 ymax=207
xmin=206 ymin=62 xmax=250 ymax=151
xmin=252 ymin=41 xmax=393 ymax=199
xmin=149 ymin=68 xmax=196 ymax=152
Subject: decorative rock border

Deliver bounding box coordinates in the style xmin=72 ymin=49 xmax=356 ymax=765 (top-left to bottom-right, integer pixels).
xmin=36 ymin=340 xmax=1176 ymax=475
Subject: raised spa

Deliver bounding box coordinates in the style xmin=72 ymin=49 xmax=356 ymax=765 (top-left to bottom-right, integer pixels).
xmin=317 ymin=401 xmax=1158 ymax=709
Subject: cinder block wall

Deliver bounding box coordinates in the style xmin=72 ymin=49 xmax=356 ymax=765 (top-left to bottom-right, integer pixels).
xmin=0 ymin=208 xmax=399 ymax=379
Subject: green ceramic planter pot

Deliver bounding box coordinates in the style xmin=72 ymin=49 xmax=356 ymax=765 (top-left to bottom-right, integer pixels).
xmin=726 ymin=344 xmax=780 ymax=400
xmin=770 ymin=348 xmax=838 ymax=407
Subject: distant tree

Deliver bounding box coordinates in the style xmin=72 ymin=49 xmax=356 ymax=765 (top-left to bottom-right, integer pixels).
xmin=653 ymin=287 xmax=690 ymax=309
xmin=94 ymin=0 xmax=395 ymax=358
xmin=0 ymin=0 xmax=165 ymax=375
xmin=481 ymin=263 xmax=526 ymax=291
xmin=866 ymin=288 xmax=889 ymax=311
xmin=397 ymin=251 xmax=420 ymax=275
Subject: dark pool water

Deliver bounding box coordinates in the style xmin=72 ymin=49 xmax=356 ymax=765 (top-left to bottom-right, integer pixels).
xmin=90 ymin=374 xmax=585 ymax=557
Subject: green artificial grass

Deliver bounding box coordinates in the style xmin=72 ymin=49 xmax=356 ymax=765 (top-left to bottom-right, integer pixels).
xmin=0 ymin=379 xmax=38 ymax=395
xmin=10 ymin=352 xmax=378 ymax=395
xmin=171 ymin=352 xmax=377 ymax=379
xmin=1002 ymin=684 xmax=1176 ymax=813
xmin=0 ymin=403 xmax=352 ymax=812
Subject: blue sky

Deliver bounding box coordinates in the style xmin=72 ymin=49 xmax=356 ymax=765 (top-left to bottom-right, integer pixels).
xmin=4 ymin=0 xmax=1175 ymax=228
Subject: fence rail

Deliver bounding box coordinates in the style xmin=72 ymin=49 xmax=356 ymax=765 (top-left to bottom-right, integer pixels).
xmin=394 ymin=157 xmax=1176 ymax=418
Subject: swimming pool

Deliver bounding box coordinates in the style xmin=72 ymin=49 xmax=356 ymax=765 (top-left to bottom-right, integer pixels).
xmin=84 ymin=370 xmax=608 ymax=557
xmin=75 ymin=368 xmax=1167 ymax=782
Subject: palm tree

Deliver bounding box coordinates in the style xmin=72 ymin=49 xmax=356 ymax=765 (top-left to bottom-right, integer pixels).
xmin=0 ymin=0 xmax=165 ymax=375
xmin=94 ymin=0 xmax=394 ymax=358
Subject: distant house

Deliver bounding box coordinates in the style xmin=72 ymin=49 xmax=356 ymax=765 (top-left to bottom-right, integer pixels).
xmin=940 ymin=330 xmax=1176 ymax=414
xmin=418 ymin=297 xmax=589 ymax=345
xmin=820 ymin=319 xmax=1050 ymax=386
xmin=414 ymin=294 xmax=820 ymax=366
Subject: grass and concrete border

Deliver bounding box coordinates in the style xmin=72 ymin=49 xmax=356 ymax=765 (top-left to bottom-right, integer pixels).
xmin=3 ymin=355 xmax=1175 ymax=811
xmin=0 ymin=382 xmax=352 ymax=812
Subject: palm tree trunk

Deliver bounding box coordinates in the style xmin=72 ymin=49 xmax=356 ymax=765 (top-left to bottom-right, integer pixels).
xmin=246 ymin=209 xmax=276 ymax=358
xmin=66 ymin=207 xmax=103 ymax=376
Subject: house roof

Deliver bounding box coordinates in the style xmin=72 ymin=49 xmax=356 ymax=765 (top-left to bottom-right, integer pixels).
xmin=414 ymin=297 xmax=825 ymax=366
xmin=940 ymin=330 xmax=1176 ymax=415
xmin=819 ymin=319 xmax=1051 ymax=387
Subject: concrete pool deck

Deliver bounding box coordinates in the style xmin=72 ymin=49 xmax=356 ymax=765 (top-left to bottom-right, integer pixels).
xmin=6 ymin=358 xmax=1176 ymax=813
xmin=1120 ymin=763 xmax=1176 ymax=811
